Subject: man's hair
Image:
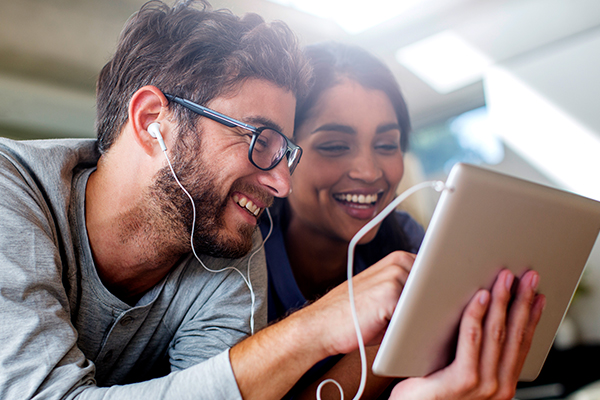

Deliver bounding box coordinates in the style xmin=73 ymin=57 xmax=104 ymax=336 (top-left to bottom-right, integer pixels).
xmin=95 ymin=0 xmax=312 ymax=153
xmin=295 ymin=41 xmax=411 ymax=151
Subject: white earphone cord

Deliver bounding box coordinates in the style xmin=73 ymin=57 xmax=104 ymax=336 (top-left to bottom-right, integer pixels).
xmin=317 ymin=180 xmax=451 ymax=400
xmin=162 ymin=146 xmax=268 ymax=336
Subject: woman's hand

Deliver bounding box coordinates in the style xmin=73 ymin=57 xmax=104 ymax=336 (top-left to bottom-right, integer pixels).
xmin=389 ymin=269 xmax=545 ymax=400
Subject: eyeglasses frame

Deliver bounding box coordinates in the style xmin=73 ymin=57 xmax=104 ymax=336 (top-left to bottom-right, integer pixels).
xmin=163 ymin=93 xmax=302 ymax=174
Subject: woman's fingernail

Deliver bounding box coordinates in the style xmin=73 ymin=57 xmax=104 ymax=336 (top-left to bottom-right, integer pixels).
xmin=531 ymin=272 xmax=540 ymax=291
xmin=479 ymin=290 xmax=490 ymax=305
xmin=505 ymin=271 xmax=514 ymax=290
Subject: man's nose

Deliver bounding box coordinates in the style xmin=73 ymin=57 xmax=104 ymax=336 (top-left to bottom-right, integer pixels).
xmin=257 ymin=161 xmax=292 ymax=198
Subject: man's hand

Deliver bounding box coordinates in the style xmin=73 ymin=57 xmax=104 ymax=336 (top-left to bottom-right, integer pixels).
xmin=389 ymin=269 xmax=545 ymax=400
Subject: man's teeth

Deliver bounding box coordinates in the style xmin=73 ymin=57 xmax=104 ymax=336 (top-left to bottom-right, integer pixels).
xmin=233 ymin=194 xmax=261 ymax=216
xmin=335 ymin=193 xmax=379 ymax=204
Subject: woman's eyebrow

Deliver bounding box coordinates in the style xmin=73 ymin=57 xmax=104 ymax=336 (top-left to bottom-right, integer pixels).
xmin=376 ymin=123 xmax=401 ymax=134
xmin=312 ymin=122 xmax=401 ymax=135
xmin=311 ymin=123 xmax=356 ymax=135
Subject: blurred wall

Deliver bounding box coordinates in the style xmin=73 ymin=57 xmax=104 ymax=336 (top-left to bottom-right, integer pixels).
xmin=485 ymin=27 xmax=600 ymax=344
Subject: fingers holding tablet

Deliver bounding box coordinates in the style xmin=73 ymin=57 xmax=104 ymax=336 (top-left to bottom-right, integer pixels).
xmin=388 ymin=269 xmax=545 ymax=400
xmin=477 ymin=270 xmax=513 ymax=384
xmin=497 ymin=270 xmax=546 ymax=386
xmin=452 ymin=269 xmax=545 ymax=399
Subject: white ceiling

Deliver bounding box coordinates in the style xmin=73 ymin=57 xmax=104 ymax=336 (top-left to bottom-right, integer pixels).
xmin=1 ymin=0 xmax=599 ymax=137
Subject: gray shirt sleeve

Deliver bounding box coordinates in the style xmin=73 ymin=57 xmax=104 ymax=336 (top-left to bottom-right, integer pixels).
xmin=0 ymin=151 xmax=96 ymax=399
xmin=0 ymin=144 xmax=254 ymax=399
xmin=70 ymin=351 xmax=241 ymax=400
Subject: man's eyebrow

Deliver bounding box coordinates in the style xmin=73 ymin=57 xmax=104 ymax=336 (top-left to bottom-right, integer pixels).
xmin=245 ymin=116 xmax=284 ymax=133
xmin=312 ymin=123 xmax=356 ymax=135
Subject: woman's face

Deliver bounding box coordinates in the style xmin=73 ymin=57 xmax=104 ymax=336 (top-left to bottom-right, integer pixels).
xmin=288 ymin=78 xmax=404 ymax=244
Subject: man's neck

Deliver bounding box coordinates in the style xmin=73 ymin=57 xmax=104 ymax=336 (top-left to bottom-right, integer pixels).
xmin=84 ymin=160 xmax=186 ymax=303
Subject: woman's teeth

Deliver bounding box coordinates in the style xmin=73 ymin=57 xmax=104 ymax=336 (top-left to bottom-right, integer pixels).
xmin=334 ymin=193 xmax=379 ymax=205
xmin=233 ymin=194 xmax=261 ymax=216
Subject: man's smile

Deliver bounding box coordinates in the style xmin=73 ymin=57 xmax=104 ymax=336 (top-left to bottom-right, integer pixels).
xmin=233 ymin=193 xmax=262 ymax=217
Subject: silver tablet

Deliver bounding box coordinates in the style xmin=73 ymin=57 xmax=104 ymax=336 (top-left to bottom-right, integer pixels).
xmin=372 ymin=163 xmax=600 ymax=381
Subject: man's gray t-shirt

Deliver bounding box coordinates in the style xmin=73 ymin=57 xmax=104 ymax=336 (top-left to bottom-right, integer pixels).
xmin=0 ymin=138 xmax=267 ymax=399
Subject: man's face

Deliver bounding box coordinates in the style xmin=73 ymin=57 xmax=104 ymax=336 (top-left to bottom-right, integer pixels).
xmin=151 ymin=79 xmax=296 ymax=258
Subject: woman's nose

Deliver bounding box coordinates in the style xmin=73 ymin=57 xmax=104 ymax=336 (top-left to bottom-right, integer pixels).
xmin=348 ymin=151 xmax=383 ymax=183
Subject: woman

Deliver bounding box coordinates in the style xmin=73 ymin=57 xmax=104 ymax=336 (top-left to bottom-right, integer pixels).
xmin=260 ymin=42 xmax=543 ymax=400
xmin=260 ymin=40 xmax=422 ymax=399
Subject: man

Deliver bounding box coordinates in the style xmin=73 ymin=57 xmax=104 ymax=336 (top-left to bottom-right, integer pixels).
xmin=0 ymin=1 xmax=544 ymax=399
xmin=0 ymin=2 xmax=306 ymax=398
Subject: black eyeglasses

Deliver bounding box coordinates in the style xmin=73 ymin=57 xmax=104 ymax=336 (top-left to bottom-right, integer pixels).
xmin=164 ymin=93 xmax=302 ymax=175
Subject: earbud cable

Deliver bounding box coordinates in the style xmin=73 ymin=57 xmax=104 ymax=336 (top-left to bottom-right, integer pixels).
xmin=317 ymin=180 xmax=450 ymax=400
xmin=162 ymin=148 xmax=263 ymax=335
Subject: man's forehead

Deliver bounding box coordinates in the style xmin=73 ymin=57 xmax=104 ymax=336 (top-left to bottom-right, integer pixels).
xmin=208 ymin=78 xmax=296 ymax=135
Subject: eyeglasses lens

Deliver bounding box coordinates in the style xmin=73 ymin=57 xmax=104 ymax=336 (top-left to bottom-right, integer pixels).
xmin=251 ymin=129 xmax=287 ymax=170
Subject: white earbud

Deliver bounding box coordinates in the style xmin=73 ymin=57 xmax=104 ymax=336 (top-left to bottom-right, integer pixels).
xmin=148 ymin=122 xmax=167 ymax=152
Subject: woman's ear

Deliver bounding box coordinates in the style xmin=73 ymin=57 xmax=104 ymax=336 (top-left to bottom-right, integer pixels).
xmin=128 ymin=85 xmax=170 ymax=156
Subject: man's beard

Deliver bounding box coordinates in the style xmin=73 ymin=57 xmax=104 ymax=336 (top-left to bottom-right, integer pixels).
xmin=149 ymin=133 xmax=255 ymax=259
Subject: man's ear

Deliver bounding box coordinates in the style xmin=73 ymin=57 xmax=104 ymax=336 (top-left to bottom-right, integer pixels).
xmin=128 ymin=85 xmax=170 ymax=156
